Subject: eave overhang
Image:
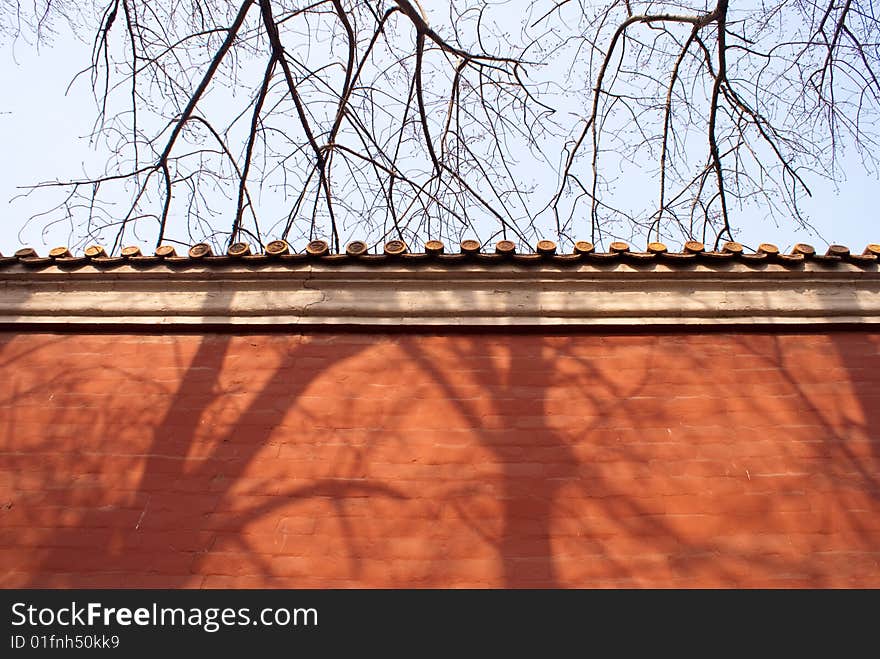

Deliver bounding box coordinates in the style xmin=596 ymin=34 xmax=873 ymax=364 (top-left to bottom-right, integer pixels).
xmin=1 ymin=261 xmax=878 ymax=326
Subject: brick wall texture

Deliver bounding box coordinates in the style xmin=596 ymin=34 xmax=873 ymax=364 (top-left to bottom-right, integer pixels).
xmin=1 ymin=331 xmax=878 ymax=588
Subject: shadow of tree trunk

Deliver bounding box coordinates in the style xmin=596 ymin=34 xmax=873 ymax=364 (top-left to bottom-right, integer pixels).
xmin=17 ymin=332 xmax=390 ymax=586
xmin=3 ymin=328 xmax=879 ymax=588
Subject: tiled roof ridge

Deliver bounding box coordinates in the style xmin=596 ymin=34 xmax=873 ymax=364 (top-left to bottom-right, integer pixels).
xmin=3 ymin=239 xmax=880 ymax=269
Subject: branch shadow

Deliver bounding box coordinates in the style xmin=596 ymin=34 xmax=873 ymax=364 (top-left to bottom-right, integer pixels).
xmin=1 ymin=327 xmax=879 ymax=588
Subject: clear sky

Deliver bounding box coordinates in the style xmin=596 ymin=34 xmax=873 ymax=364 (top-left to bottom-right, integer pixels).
xmin=1 ymin=20 xmax=878 ymax=255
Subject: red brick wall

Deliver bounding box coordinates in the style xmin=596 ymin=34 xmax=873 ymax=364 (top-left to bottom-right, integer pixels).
xmin=1 ymin=331 xmax=878 ymax=588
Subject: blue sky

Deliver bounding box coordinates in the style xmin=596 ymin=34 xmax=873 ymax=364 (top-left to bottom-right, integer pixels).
xmin=1 ymin=20 xmax=878 ymax=255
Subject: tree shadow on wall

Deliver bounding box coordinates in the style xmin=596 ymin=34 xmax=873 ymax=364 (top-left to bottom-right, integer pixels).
xmin=1 ymin=327 xmax=879 ymax=587
xmin=393 ymin=331 xmax=880 ymax=587
xmin=1 ymin=331 xmax=409 ymax=586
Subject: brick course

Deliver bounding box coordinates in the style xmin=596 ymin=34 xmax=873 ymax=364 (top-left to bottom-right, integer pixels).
xmin=1 ymin=331 xmax=878 ymax=587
